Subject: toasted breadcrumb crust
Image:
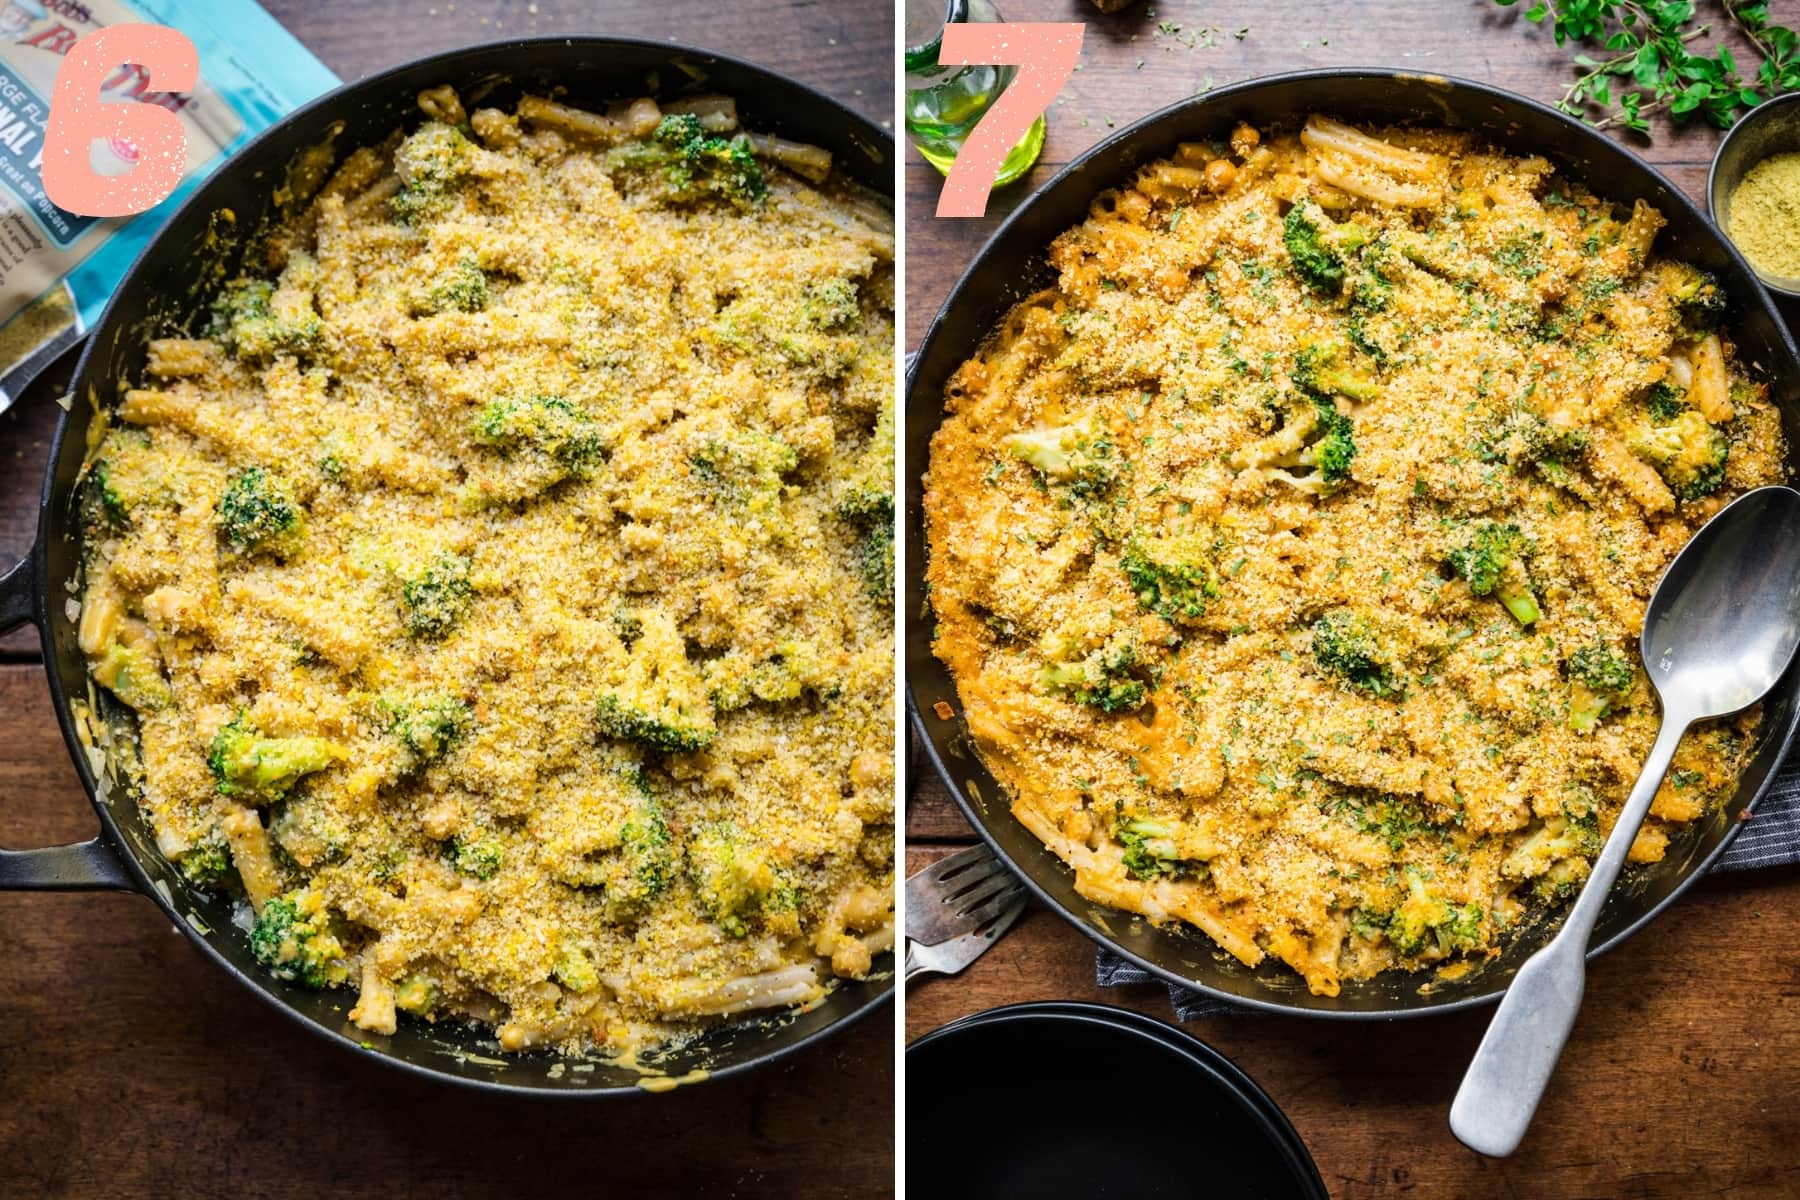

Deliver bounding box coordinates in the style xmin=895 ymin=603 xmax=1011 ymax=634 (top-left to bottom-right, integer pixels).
xmin=81 ymin=88 xmax=894 ymax=1055
xmin=925 ymin=118 xmax=1782 ymax=995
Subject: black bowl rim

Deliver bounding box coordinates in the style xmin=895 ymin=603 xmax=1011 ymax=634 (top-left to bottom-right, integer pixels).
xmin=906 ymin=65 xmax=1800 ymax=1021
xmin=38 ymin=33 xmax=894 ymax=1098
xmin=906 ymin=1000 xmax=1327 ymax=1197
xmin=1707 ymin=89 xmax=1800 ymax=298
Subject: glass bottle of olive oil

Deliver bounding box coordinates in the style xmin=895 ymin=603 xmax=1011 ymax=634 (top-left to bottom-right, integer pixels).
xmin=904 ymin=0 xmax=1046 ymax=187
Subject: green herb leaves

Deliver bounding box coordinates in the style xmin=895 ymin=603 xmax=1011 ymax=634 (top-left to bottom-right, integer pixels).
xmin=1497 ymin=0 xmax=1798 ymax=136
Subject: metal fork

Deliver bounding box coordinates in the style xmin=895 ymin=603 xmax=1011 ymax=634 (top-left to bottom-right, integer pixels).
xmin=906 ymin=842 xmax=1029 ymax=945
xmin=904 ymin=899 xmax=1027 ymax=981
xmin=904 ymin=843 xmax=1028 ymax=982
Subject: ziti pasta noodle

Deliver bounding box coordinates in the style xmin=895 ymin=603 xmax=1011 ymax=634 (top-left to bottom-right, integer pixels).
xmin=77 ymin=85 xmax=895 ymax=1055
xmin=923 ymin=115 xmax=1784 ymax=996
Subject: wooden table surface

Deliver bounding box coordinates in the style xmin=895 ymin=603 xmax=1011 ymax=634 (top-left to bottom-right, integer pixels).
xmin=906 ymin=3 xmax=1800 ymax=1197
xmin=0 ymin=4 xmax=893 ymax=1199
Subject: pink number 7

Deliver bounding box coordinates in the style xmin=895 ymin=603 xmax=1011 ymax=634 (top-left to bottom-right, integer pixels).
xmin=934 ymin=22 xmax=1084 ymax=219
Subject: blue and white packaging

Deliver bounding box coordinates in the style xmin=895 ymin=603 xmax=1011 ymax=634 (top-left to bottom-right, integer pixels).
xmin=0 ymin=0 xmax=337 ymax=408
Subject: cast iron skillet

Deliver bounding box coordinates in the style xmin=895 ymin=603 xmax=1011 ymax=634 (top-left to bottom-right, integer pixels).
xmin=907 ymin=1002 xmax=1327 ymax=1198
xmin=907 ymin=68 xmax=1800 ymax=1018
xmin=0 ymin=37 xmax=893 ymax=1095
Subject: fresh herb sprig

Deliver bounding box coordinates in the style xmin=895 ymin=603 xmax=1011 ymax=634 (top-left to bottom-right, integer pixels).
xmin=1496 ymin=1 xmax=1800 ymax=136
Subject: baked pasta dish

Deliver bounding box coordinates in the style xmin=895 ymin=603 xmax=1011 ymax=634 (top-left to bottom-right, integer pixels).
xmin=76 ymin=85 xmax=895 ymax=1054
xmin=923 ymin=115 xmax=1784 ymax=995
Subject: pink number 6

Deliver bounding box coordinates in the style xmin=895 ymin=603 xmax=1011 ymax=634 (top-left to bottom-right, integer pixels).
xmin=934 ymin=22 xmax=1083 ymax=219
xmin=42 ymin=23 xmax=197 ymax=218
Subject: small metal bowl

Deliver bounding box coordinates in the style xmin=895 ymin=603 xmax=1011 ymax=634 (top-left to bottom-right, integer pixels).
xmin=1709 ymin=91 xmax=1800 ymax=298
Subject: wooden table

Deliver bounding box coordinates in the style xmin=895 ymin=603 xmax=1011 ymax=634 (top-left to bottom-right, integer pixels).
xmin=0 ymin=4 xmax=892 ymax=1198
xmin=906 ymin=3 xmax=1800 ymax=1197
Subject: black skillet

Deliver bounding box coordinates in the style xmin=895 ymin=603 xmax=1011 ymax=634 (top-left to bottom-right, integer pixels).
xmin=0 ymin=36 xmax=894 ymax=1096
xmin=906 ymin=68 xmax=1800 ymax=1018
xmin=907 ymin=1002 xmax=1327 ymax=1199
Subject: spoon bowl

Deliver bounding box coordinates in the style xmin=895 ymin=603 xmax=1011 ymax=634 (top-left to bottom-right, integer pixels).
xmin=1642 ymin=487 xmax=1800 ymax=718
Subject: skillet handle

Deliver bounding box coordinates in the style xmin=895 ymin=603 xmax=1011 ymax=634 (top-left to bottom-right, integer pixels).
xmin=0 ymin=840 xmax=132 ymax=890
xmin=0 ymin=554 xmax=135 ymax=892
xmin=0 ymin=552 xmax=31 ymax=632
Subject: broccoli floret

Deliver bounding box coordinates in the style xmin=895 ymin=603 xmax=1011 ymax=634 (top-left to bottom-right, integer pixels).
xmin=1668 ymin=265 xmax=1726 ymax=334
xmin=1289 ymin=342 xmax=1372 ymax=486
xmin=550 ymin=765 xmax=676 ymax=921
xmin=209 ymin=278 xmax=322 ymax=361
xmin=89 ymin=433 xmax=166 ymax=527
xmin=472 ymin=394 xmax=603 ymax=476
xmin=269 ymin=795 xmax=351 ymax=869
xmin=1644 ymin=381 xmax=1688 ymax=424
xmin=713 ymin=297 xmax=859 ymax=378
xmin=1478 ymin=408 xmax=1590 ymax=467
xmin=218 ymin=466 xmax=304 ymax=558
xmin=1567 ymin=641 xmax=1634 ymax=693
xmin=595 ymin=610 xmax=716 ymax=752
xmin=1444 ymin=521 xmax=1540 ymax=625
xmin=394 ymin=975 xmax=437 ymax=1016
xmin=1113 ymin=816 xmax=1210 ymax=881
xmin=1039 ymin=632 xmax=1146 ymax=713
xmin=1565 ymin=640 xmax=1635 ymax=732
xmin=1310 ymin=608 xmax=1401 ymax=697
xmin=92 ymin=462 xmax=130 ymax=527
xmin=449 ymin=833 xmax=503 ymax=879
xmin=689 ymin=429 xmax=799 ymax=515
xmin=92 ymin=641 xmax=172 ymax=711
xmin=1350 ymin=259 xmax=1395 ymax=315
xmin=1630 ymin=410 xmax=1728 ymax=501
xmin=1003 ymin=415 xmax=1120 ymax=498
xmin=1120 ymin=535 xmax=1218 ymax=624
xmin=600 ymin=798 xmax=675 ymax=924
xmin=1350 ymin=907 xmax=1390 ymax=943
xmin=834 ymin=397 xmax=895 ymax=605
xmin=803 ymin=278 xmax=860 ymax=330
xmin=391 ymin=122 xmax=472 ymax=224
xmin=401 ymin=552 xmax=474 ymax=640
xmin=654 ymin=111 xmax=706 ymax=148
xmin=250 ymin=889 xmax=350 ymax=987
xmin=686 ymin=822 xmax=778 ymax=937
xmin=615 ymin=114 xmax=769 ymax=210
xmin=710 ymin=640 xmax=837 ymax=711
xmin=420 ymin=257 xmax=488 ymax=314
xmin=176 ymin=829 xmax=235 ymax=890
xmin=1305 ymin=396 xmax=1358 ymax=485
xmin=850 ymin=513 xmax=893 ymax=606
xmin=1282 ymin=199 xmax=1369 ymax=294
xmin=1387 ymin=870 xmax=1485 ymax=959
xmin=554 ymin=945 xmax=600 ymax=993
xmin=208 ymin=712 xmax=342 ymax=800
xmin=1503 ymin=812 xmax=1603 ymax=895
xmin=380 ymin=692 xmax=469 ymax=773
xmin=1292 ymin=339 xmax=1378 ymax=403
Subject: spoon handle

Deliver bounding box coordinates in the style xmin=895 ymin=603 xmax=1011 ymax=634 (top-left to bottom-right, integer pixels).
xmin=1449 ymin=714 xmax=1690 ymax=1158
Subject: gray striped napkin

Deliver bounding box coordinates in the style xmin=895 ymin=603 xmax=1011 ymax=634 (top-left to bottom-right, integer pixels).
xmin=1096 ymin=759 xmax=1800 ymax=1020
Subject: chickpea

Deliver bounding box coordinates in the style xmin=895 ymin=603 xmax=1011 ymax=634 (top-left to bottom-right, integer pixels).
xmin=1204 ymin=158 xmax=1238 ymax=194
xmin=840 ymin=884 xmax=889 ymax=932
xmin=831 ymin=936 xmax=873 ymax=978
xmin=1229 ymin=121 xmax=1260 ymax=158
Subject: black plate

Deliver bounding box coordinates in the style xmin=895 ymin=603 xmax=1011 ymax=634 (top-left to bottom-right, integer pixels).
xmin=907 ymin=1002 xmax=1326 ymax=1199
xmin=0 ymin=36 xmax=893 ymax=1095
xmin=906 ymin=68 xmax=1800 ymax=1017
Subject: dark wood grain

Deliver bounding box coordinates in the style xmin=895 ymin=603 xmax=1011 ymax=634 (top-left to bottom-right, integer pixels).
xmin=0 ymin=4 xmax=893 ymax=1198
xmin=906 ymin=2 xmax=1800 ymax=1196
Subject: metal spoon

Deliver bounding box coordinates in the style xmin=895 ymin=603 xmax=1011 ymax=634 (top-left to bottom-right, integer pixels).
xmin=1451 ymin=485 xmax=1800 ymax=1158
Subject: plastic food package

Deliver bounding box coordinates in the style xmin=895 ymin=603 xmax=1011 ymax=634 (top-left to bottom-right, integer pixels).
xmin=0 ymin=0 xmax=336 ymax=410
